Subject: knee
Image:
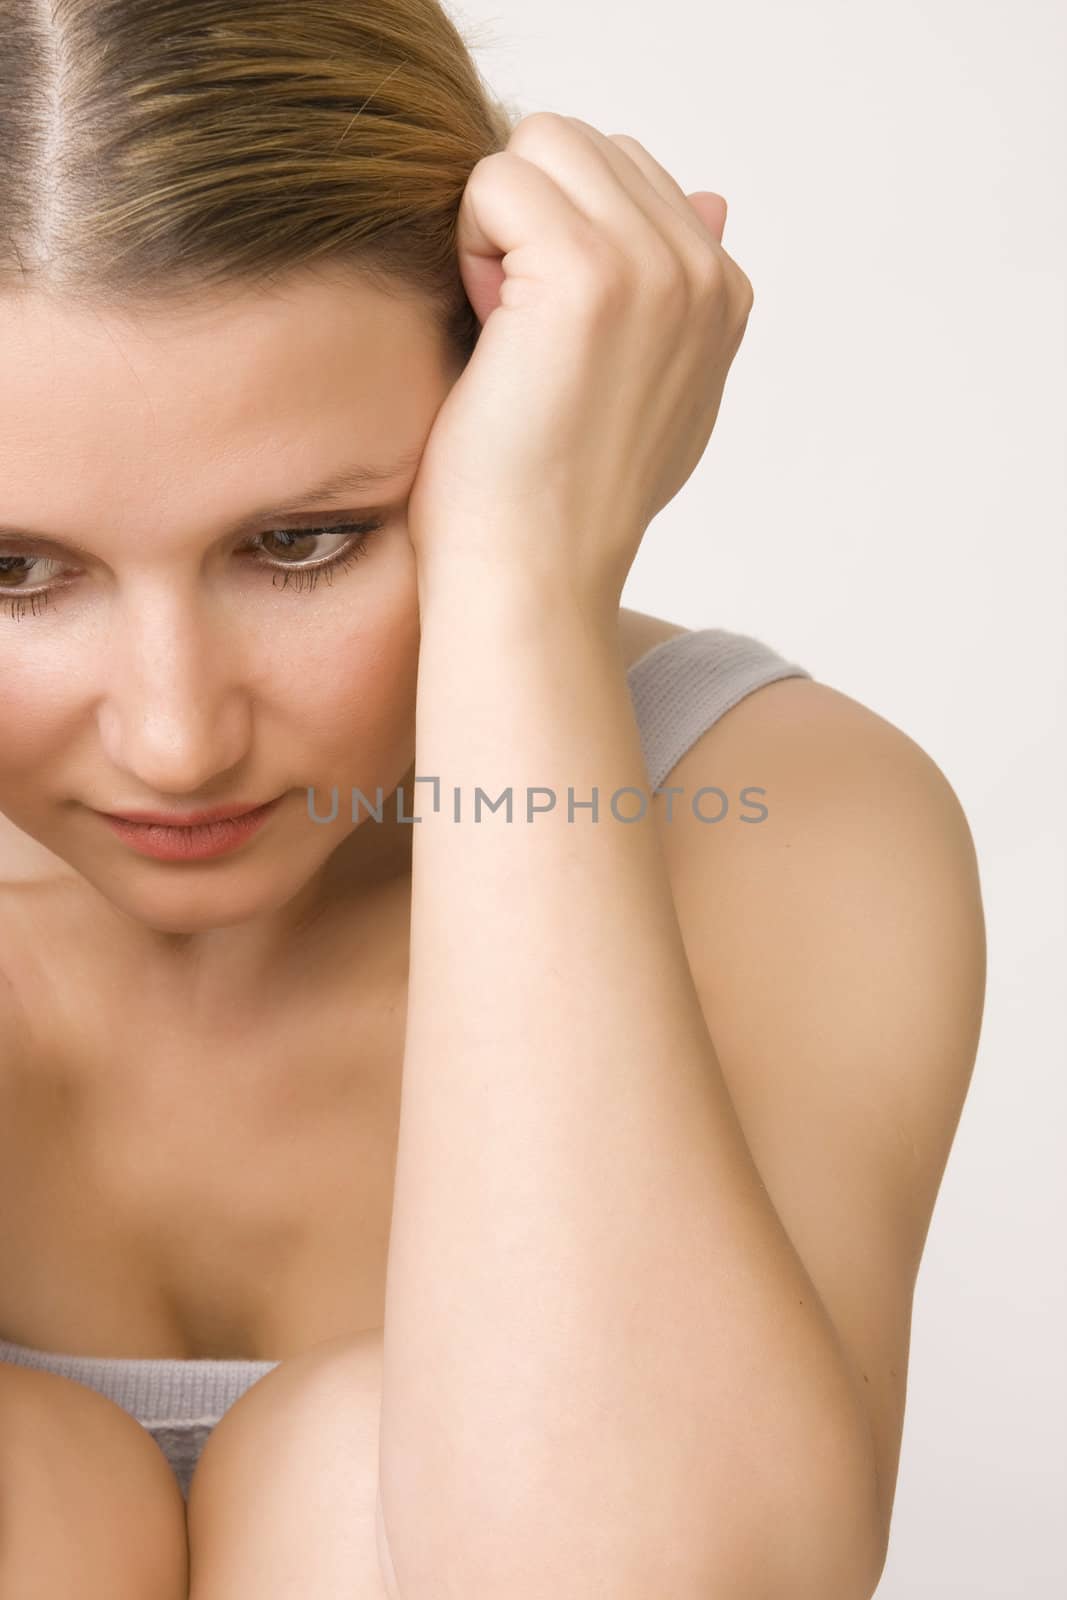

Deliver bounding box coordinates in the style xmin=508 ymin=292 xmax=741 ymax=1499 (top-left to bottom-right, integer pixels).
xmin=184 ymin=1331 xmax=385 ymax=1595
xmin=187 ymin=1330 xmax=382 ymax=1519
xmin=0 ymin=1362 xmax=189 ymax=1598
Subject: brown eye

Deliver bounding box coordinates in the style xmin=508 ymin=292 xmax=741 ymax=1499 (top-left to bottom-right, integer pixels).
xmin=246 ymin=519 xmax=386 ymax=593
xmin=0 ymin=518 xmax=388 ymax=623
xmin=0 ymin=552 xmax=68 ymax=620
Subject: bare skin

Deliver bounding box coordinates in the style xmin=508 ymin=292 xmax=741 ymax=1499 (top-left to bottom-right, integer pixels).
xmin=0 ymin=548 xmax=684 ymax=1592
xmin=0 ymin=136 xmax=988 ymax=1579
xmin=0 ymin=254 xmax=704 ymax=1593
xmin=0 ymin=1362 xmax=189 ymax=1598
xmin=0 ymin=641 xmax=681 ymax=1596
xmin=0 ymin=600 xmax=683 ymax=1366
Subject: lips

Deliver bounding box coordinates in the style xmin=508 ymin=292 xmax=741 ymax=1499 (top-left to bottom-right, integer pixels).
xmin=99 ymin=795 xmax=286 ymax=862
xmin=102 ymin=799 xmax=277 ymax=827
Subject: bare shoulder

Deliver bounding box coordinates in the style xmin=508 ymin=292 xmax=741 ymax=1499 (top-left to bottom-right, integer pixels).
xmin=618 ymin=606 xmax=690 ymax=672
xmin=658 ymin=673 xmax=984 ymax=943
xmin=654 ymin=674 xmax=986 ymax=1543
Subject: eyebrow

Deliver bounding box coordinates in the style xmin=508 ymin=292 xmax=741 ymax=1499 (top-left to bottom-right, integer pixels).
xmin=0 ymin=445 xmax=424 ymax=548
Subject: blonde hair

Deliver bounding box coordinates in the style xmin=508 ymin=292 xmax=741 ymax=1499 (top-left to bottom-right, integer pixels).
xmin=0 ymin=0 xmax=522 ymax=365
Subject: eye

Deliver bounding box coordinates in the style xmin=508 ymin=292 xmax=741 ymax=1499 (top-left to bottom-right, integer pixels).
xmin=0 ymin=553 xmax=66 ymax=620
xmin=0 ymin=517 xmax=387 ymax=620
xmin=243 ymin=518 xmax=387 ymax=594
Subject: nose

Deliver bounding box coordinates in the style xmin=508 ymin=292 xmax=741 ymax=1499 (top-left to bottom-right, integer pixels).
xmin=96 ymin=588 xmax=253 ymax=796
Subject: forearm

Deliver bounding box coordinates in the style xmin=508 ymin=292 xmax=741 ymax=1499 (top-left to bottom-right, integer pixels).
xmin=376 ymin=573 xmax=881 ymax=1598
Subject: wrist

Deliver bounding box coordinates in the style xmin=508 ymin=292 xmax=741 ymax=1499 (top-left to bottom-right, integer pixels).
xmin=414 ymin=556 xmax=621 ymax=649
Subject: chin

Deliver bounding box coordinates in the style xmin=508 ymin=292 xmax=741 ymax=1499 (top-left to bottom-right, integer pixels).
xmin=71 ymin=855 xmax=321 ymax=937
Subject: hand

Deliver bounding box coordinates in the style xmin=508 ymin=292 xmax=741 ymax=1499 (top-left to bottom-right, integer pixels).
xmin=405 ymin=112 xmax=754 ymax=614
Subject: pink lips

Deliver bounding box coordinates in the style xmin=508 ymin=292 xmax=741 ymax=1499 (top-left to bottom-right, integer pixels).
xmin=99 ymin=796 xmax=286 ymax=862
xmin=105 ymin=799 xmax=272 ymax=826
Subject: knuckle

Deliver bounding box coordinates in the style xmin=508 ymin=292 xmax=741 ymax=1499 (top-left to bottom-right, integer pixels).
xmin=690 ymin=246 xmax=727 ymax=300
xmin=509 ymin=110 xmax=569 ymax=152
xmin=463 ymin=148 xmax=510 ymax=202
xmin=638 ymin=238 xmax=687 ymax=289
xmin=636 ymin=249 xmax=693 ymax=314
xmin=574 ymin=262 xmax=630 ymax=318
xmin=608 ymin=132 xmax=649 ymax=157
xmin=726 ymin=267 xmax=756 ymax=332
xmin=719 ymin=247 xmax=754 ymax=303
xmin=558 ymin=230 xmax=627 ymax=300
xmin=472 ymin=146 xmax=515 ymax=183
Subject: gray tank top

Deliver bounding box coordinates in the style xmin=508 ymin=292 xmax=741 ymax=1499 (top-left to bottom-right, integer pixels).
xmin=0 ymin=624 xmax=813 ymax=1498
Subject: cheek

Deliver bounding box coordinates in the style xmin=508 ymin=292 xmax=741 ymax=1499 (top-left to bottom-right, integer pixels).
xmin=284 ymin=599 xmax=421 ymax=777
xmin=0 ymin=653 xmax=81 ymax=796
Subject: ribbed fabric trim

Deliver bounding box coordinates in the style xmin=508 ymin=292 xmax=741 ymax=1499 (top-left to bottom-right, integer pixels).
xmin=627 ymin=627 xmax=814 ymax=792
xmin=0 ymin=1337 xmax=279 ymax=1500
xmin=0 ymin=1336 xmax=277 ymax=1422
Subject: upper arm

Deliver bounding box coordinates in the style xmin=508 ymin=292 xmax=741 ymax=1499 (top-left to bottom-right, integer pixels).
xmin=655 ymin=677 xmax=987 ymax=1544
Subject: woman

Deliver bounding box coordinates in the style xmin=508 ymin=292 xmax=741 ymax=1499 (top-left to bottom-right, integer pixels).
xmin=0 ymin=3 xmax=987 ymax=1597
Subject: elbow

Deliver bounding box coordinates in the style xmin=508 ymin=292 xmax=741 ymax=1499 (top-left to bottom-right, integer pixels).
xmin=730 ymin=1446 xmax=888 ymax=1600
xmin=764 ymin=1516 xmax=887 ymax=1600
xmin=376 ymin=1425 xmax=888 ymax=1600
xmin=687 ymin=1407 xmax=887 ymax=1600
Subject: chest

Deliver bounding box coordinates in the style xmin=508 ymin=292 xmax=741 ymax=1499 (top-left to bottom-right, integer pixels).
xmin=0 ymin=899 xmax=409 ymax=1362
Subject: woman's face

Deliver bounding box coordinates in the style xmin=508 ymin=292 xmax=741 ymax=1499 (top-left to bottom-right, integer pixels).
xmin=0 ymin=270 xmax=456 ymax=938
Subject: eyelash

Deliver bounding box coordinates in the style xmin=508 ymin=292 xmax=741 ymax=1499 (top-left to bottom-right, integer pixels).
xmin=0 ymin=519 xmax=386 ymax=623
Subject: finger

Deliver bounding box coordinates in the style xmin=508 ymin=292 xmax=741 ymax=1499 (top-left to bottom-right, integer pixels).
xmin=564 ymin=121 xmax=752 ymax=298
xmin=610 ymin=133 xmax=726 ymax=241
xmin=591 ymin=130 xmax=749 ymax=290
xmin=559 ymin=116 xmax=717 ymax=280
xmin=455 ymin=144 xmax=616 ymax=311
xmin=680 ymin=192 xmax=729 ymax=245
xmin=568 ymin=118 xmax=726 ymax=257
xmin=501 ymin=112 xmax=690 ymax=286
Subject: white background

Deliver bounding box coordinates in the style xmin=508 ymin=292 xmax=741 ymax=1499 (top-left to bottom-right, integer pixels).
xmin=454 ymin=1 xmax=1066 ymax=1592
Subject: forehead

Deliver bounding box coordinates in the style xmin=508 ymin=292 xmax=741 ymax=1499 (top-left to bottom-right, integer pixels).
xmin=0 ymin=271 xmax=450 ymax=527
